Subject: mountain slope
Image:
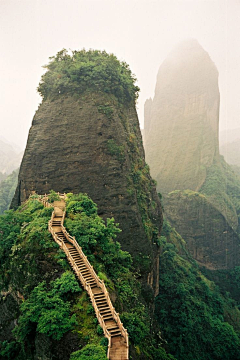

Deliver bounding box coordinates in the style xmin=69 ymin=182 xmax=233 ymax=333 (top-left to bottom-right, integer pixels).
xmin=11 ymin=49 xmax=163 ymax=295
xmin=0 ymin=194 xmax=174 ymax=360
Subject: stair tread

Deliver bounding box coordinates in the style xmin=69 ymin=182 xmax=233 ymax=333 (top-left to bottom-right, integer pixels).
xmin=46 ymin=199 xmax=128 ymax=359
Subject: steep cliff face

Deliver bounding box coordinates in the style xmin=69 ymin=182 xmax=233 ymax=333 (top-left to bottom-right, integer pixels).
xmin=12 ymin=50 xmax=162 ymax=295
xmin=164 ymin=190 xmax=240 ymax=270
xmin=144 ymin=39 xmax=220 ymax=194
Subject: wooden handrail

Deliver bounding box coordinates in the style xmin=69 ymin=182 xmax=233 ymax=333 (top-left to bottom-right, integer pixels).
xmin=40 ymin=193 xmax=128 ymax=359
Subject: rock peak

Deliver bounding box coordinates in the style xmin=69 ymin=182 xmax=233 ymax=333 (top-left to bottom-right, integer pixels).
xmin=11 ymin=50 xmax=163 ymax=296
xmin=144 ymin=41 xmax=220 ymax=194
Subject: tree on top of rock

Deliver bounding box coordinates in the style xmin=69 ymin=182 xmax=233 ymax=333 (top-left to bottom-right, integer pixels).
xmin=37 ymin=49 xmax=139 ymax=105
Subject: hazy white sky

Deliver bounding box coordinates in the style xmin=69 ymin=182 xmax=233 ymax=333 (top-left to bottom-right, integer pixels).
xmin=0 ymin=0 xmax=239 ymax=149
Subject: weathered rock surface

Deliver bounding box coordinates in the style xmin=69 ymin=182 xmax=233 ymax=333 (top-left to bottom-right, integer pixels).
xmin=164 ymin=190 xmax=240 ymax=270
xmin=12 ymin=93 xmax=162 ymax=295
xmin=144 ymin=39 xmax=220 ymax=194
xmin=0 ymin=293 xmax=20 ymax=343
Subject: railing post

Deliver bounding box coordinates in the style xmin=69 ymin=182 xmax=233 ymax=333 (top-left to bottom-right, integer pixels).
xmin=44 ymin=193 xmax=128 ymax=360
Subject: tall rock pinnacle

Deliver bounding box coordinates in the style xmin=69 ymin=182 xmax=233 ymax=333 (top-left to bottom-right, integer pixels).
xmin=144 ymin=39 xmax=220 ymax=194
xmin=11 ymin=50 xmax=162 ymax=295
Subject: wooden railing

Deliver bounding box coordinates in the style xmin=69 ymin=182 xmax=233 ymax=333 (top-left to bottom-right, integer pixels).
xmin=40 ymin=194 xmax=129 ymax=359
xmin=59 ymin=211 xmax=129 ymax=344
xmin=38 ymin=192 xmax=67 ymax=207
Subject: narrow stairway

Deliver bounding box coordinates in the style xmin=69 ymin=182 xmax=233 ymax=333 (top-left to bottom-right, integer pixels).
xmin=46 ymin=197 xmax=129 ymax=360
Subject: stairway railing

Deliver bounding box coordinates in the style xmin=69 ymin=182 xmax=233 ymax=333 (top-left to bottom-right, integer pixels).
xmin=48 ymin=216 xmax=113 ymax=357
xmin=39 ymin=194 xmax=129 ymax=359
xmin=59 ymin=210 xmax=129 ymax=344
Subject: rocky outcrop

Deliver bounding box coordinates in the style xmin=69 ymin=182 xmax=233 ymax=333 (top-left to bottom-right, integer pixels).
xmin=12 ymin=92 xmax=162 ymax=295
xmin=144 ymin=39 xmax=220 ymax=194
xmin=142 ymin=40 xmax=240 ymax=270
xmin=164 ymin=190 xmax=240 ymax=270
xmin=0 ymin=293 xmax=20 ymax=343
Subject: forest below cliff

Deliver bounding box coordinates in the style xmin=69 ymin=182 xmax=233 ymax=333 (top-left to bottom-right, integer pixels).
xmin=0 ymin=194 xmax=174 ymax=360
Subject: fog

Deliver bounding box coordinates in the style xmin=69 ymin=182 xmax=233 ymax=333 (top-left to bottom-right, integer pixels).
xmin=0 ymin=0 xmax=239 ymax=149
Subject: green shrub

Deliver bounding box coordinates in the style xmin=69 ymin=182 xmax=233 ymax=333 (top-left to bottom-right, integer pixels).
xmin=97 ymin=324 xmax=104 ymax=335
xmin=97 ymin=104 xmax=114 ymax=119
xmin=48 ymin=190 xmax=60 ymax=203
xmin=66 ymin=193 xmax=97 ymax=216
xmin=120 ymin=312 xmax=148 ymax=345
xmin=0 ymin=199 xmax=57 ymax=292
xmin=70 ymin=344 xmax=107 ymax=360
xmin=107 ymin=139 xmax=125 ymax=163
xmin=65 ymin=194 xmax=132 ymax=280
xmin=14 ymin=272 xmax=80 ymax=341
xmin=38 ymin=49 xmax=139 ymax=105
xmin=0 ymin=340 xmax=25 ymax=360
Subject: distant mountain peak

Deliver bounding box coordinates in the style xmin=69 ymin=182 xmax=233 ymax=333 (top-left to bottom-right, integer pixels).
xmin=144 ymin=40 xmax=220 ymax=194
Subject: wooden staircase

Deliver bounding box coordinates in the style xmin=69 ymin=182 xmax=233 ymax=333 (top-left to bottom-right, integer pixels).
xmin=40 ymin=194 xmax=129 ymax=360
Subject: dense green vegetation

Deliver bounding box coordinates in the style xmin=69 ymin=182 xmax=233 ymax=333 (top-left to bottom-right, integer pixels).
xmin=47 ymin=189 xmax=61 ymax=203
xmin=200 ymin=156 xmax=240 ymax=232
xmin=156 ymin=221 xmax=240 ymax=360
xmin=70 ymin=344 xmax=107 ymax=360
xmin=231 ymin=164 xmax=240 ymax=178
xmin=0 ymin=197 xmax=109 ymax=359
xmin=37 ymin=49 xmax=139 ymax=104
xmin=201 ymin=266 xmax=240 ymax=305
xmin=0 ymin=194 xmax=174 ymax=360
xmin=64 ymin=193 xmax=174 ymax=359
xmin=0 ymin=169 xmax=18 ymax=214
xmin=2 ymin=192 xmax=240 ymax=360
xmin=64 ymin=193 xmax=132 ymax=280
xmin=14 ymin=272 xmax=80 ymax=342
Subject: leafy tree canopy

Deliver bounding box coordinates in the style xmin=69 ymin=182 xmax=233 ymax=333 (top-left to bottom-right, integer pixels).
xmin=38 ymin=49 xmax=140 ymax=104
xmin=70 ymin=344 xmax=107 ymax=360
xmin=14 ymin=271 xmax=81 ymax=342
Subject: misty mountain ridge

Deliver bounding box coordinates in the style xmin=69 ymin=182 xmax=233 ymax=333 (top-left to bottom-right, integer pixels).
xmin=143 ymin=39 xmax=240 ymax=271
xmin=219 ymin=127 xmax=240 ymax=146
xmin=0 ymin=138 xmax=23 ymax=176
xmin=0 ymin=135 xmax=23 ymax=153
xmin=219 ymin=127 xmax=240 ymax=168
xmin=144 ymin=39 xmax=219 ymax=195
xmin=220 ymin=139 xmax=240 ymax=167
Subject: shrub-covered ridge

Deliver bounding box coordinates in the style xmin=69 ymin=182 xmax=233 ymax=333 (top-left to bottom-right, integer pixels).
xmin=37 ymin=49 xmax=139 ymax=104
xmin=0 ymin=194 xmax=173 ymax=360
